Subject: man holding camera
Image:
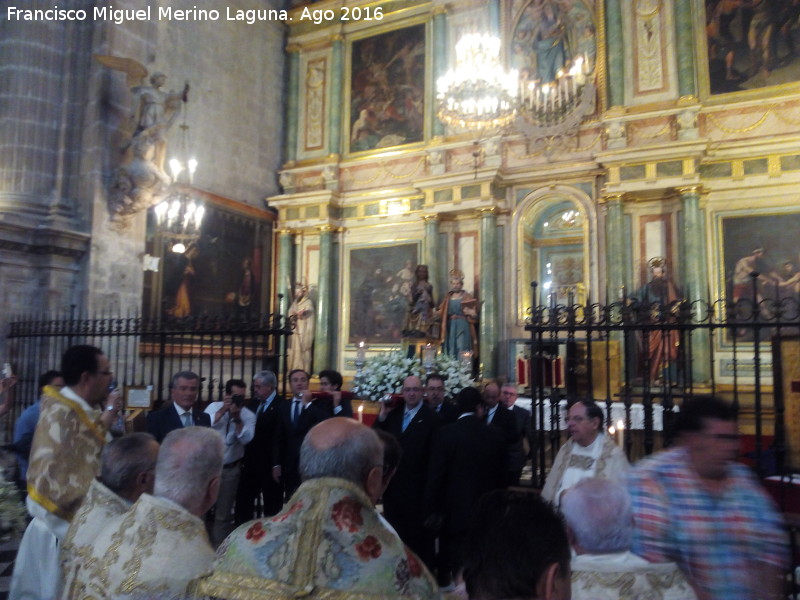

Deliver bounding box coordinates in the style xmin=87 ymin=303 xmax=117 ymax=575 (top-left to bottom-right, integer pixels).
xmin=205 ymin=378 xmax=255 ymax=546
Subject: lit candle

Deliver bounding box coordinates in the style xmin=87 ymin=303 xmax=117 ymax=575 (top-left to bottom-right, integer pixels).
xmin=616 ymin=419 xmax=625 ymax=449
xmin=356 ymin=341 xmax=366 ymax=363
xmin=357 ymin=404 xmax=363 ymax=423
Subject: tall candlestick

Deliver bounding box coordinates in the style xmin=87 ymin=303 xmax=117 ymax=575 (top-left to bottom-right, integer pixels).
xmin=357 ymin=404 xmax=363 ymax=423
xmin=616 ymin=419 xmax=625 ymax=449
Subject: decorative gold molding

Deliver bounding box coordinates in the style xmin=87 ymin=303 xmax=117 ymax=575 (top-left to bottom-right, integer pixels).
xmin=317 ymin=225 xmax=335 ymax=233
xmin=285 ymin=44 xmax=301 ymax=53
xmin=431 ymin=5 xmax=447 ymax=16
xmin=675 ymin=185 xmax=704 ymax=196
xmin=421 ymin=213 xmax=439 ymax=222
xmin=598 ymin=192 xmax=627 ymax=204
xmin=477 ymin=207 xmax=497 ymax=216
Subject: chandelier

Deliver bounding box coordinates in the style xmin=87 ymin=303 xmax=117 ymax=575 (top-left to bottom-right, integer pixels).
xmin=153 ymin=111 xmax=204 ymax=254
xmin=436 ymin=34 xmax=518 ymax=131
xmin=437 ymin=31 xmax=595 ymax=146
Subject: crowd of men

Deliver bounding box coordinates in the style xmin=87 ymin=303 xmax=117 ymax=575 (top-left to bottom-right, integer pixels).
xmin=5 ymin=344 xmax=792 ymax=600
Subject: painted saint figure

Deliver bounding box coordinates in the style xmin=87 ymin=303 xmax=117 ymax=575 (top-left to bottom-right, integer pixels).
xmin=437 ymin=269 xmax=478 ymax=358
xmin=287 ymin=283 xmax=315 ymax=373
xmin=405 ymin=264 xmax=434 ymax=337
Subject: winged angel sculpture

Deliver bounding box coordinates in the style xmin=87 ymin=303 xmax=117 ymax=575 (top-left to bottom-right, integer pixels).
xmin=94 ymin=55 xmax=189 ymax=227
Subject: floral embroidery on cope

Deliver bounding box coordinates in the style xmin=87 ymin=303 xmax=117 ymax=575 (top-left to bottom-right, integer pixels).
xmin=405 ymin=549 xmax=422 ymax=577
xmin=355 ymin=535 xmax=382 ymax=560
xmin=246 ymin=521 xmax=266 ymax=543
xmin=331 ymin=497 xmax=363 ymax=532
xmin=272 ymin=500 xmax=304 ymax=523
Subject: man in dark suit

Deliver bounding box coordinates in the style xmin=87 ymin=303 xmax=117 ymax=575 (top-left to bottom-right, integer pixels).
xmin=482 ymin=380 xmax=520 ymax=485
xmin=316 ymin=369 xmax=354 ymax=417
xmin=500 ymin=383 xmax=532 ymax=487
xmin=235 ymin=370 xmax=284 ymax=524
xmin=425 ymin=373 xmax=458 ymax=424
xmin=146 ymin=371 xmax=210 ymax=443
xmin=373 ymin=375 xmax=438 ymax=569
xmin=273 ymin=369 xmax=328 ymax=500
xmin=426 ymin=386 xmax=505 ymax=588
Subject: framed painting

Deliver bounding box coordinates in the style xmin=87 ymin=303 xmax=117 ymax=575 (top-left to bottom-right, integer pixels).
xmin=702 ymin=0 xmax=800 ymax=97
xmin=142 ymin=189 xmax=275 ymax=320
xmin=720 ymin=211 xmax=800 ymax=306
xmin=347 ymin=22 xmax=426 ymax=154
xmin=348 ymin=242 xmax=419 ymax=344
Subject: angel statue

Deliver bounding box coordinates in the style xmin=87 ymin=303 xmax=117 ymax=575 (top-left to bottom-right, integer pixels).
xmin=94 ymin=55 xmax=190 ymax=226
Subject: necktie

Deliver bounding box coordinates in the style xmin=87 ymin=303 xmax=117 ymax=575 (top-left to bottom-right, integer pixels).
xmin=402 ymin=411 xmax=412 ymax=432
xmin=292 ymin=400 xmax=301 ymax=425
xmin=486 ymin=409 xmax=494 ymax=424
xmin=182 ymin=412 xmax=192 ymax=427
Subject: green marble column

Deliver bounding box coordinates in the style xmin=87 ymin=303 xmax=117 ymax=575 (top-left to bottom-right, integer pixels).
xmin=313 ymin=226 xmax=334 ymax=371
xmin=605 ymin=0 xmax=624 ymax=108
xmin=488 ymin=0 xmax=500 ymax=35
xmin=479 ymin=208 xmax=499 ymax=378
xmin=680 ymin=186 xmax=710 ymax=383
xmin=432 ymin=9 xmax=448 ymax=138
xmin=604 ymin=194 xmax=626 ymax=301
xmin=277 ymin=229 xmax=295 ymax=368
xmin=285 ymin=46 xmax=301 ymax=164
xmin=328 ymin=37 xmax=344 ymax=156
xmin=423 ymin=215 xmax=440 ymax=301
xmin=674 ymin=0 xmax=696 ymax=98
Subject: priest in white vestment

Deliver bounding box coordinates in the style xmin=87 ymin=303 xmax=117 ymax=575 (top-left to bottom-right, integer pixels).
xmin=71 ymin=426 xmax=222 ymax=599
xmin=541 ymin=399 xmax=629 ymax=505
xmin=10 ymin=346 xmax=120 ymax=600
xmin=562 ymin=477 xmax=697 ymax=600
xmin=60 ymin=432 xmax=159 ymax=596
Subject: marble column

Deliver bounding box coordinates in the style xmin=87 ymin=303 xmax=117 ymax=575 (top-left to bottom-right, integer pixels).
xmin=328 ymin=36 xmax=344 ymax=156
xmin=423 ymin=214 xmax=440 ymax=301
xmin=605 ymin=0 xmax=625 ymax=108
xmin=432 ymin=8 xmax=448 ymax=138
xmin=674 ymin=0 xmax=697 ymax=98
xmin=285 ymin=45 xmax=301 ymax=164
xmin=276 ymin=229 xmax=295 ymax=320
xmin=679 ymin=186 xmax=710 ymax=383
xmin=313 ymin=225 xmax=334 ymax=371
xmin=479 ymin=208 xmax=499 ymax=378
xmin=603 ymin=193 xmax=627 ymax=301
xmin=488 ymin=0 xmax=501 ymax=35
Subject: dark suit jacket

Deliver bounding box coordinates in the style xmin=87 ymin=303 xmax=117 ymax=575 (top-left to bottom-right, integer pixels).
xmin=237 ymin=394 xmax=285 ymax=519
xmin=425 ymin=415 xmax=505 ymax=534
xmin=145 ymin=403 xmax=211 ymax=443
xmin=373 ymin=404 xmax=439 ymax=525
xmin=508 ymin=404 xmax=533 ymax=473
xmin=431 ymin=401 xmax=459 ymax=425
xmin=273 ymin=398 xmax=328 ymax=495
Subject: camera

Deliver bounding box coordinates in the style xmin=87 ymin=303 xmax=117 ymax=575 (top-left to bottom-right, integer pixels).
xmin=232 ymin=394 xmax=245 ymax=407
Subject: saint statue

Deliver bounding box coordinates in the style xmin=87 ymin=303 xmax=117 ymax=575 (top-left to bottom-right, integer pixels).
xmin=631 ymin=257 xmax=681 ymax=383
xmin=287 ymin=283 xmax=315 ymax=373
xmin=437 ymin=269 xmax=478 ymax=358
xmin=404 ymin=264 xmax=434 ymax=337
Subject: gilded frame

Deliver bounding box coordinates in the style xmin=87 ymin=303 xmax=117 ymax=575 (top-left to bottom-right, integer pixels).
xmin=344 ymin=17 xmax=431 ymax=157
xmin=346 ymin=241 xmax=420 ymax=345
xmin=696 ymin=0 xmax=800 ymax=102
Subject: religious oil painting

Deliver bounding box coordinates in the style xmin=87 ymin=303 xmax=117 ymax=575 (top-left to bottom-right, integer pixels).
xmin=510 ymin=0 xmax=597 ymax=86
xmin=348 ymin=243 xmax=419 ymax=344
xmin=143 ymin=196 xmax=272 ymax=320
xmin=348 ymin=23 xmax=426 ymax=154
xmin=720 ymin=211 xmax=800 ymax=340
xmin=704 ymin=0 xmax=800 ymax=96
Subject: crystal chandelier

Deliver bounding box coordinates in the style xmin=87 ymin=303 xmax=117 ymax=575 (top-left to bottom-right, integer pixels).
xmin=153 ymin=111 xmax=204 ymax=254
xmin=516 ymin=54 xmax=595 ymax=142
xmin=436 ymin=34 xmax=518 ymax=130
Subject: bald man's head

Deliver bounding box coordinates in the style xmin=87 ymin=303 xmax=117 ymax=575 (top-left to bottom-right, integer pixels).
xmin=300 ymin=418 xmax=383 ymax=490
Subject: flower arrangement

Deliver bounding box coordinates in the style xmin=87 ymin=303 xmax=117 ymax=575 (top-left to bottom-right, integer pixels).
xmin=353 ymin=350 xmax=473 ymax=401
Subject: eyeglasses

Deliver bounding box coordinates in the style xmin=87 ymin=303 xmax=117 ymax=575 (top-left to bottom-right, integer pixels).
xmin=403 ymin=387 xmax=422 ymax=393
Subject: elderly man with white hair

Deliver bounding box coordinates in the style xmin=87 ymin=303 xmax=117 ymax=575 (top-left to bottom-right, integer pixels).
xmin=70 ymin=426 xmax=223 ymax=599
xmin=561 ymin=477 xmax=697 ymax=600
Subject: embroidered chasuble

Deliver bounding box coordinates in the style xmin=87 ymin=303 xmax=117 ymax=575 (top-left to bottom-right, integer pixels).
xmin=27 ymin=385 xmax=108 ymax=520
xmin=72 ymin=493 xmax=215 ymax=599
xmin=571 ymin=552 xmax=697 ymax=600
xmin=61 ymin=479 xmax=131 ymax=597
xmin=196 ymin=476 xmax=440 ymax=600
xmin=541 ymin=435 xmax=629 ymax=505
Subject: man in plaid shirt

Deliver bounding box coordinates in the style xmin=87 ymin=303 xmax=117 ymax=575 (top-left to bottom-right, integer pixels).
xmin=628 ymin=396 xmax=789 ymax=600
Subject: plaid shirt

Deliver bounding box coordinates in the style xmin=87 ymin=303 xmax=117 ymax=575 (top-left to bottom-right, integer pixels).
xmin=629 ymin=446 xmax=789 ymax=600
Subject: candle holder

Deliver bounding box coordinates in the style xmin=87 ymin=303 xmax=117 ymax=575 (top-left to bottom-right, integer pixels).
xmin=355 ymin=341 xmax=367 ymax=377
xmin=423 ymin=343 xmax=435 ymax=376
